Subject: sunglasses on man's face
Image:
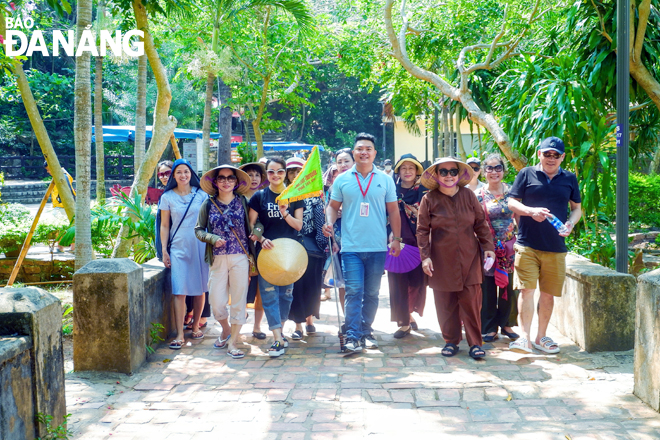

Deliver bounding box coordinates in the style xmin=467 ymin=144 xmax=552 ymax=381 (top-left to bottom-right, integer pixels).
xmin=216 ymin=175 xmax=237 ymax=183
xmin=485 ymin=165 xmax=504 ymax=173
xmin=157 ymin=171 xmax=171 ymax=179
xmin=267 ymin=169 xmax=286 ymax=175
xmin=470 ymin=166 xmax=481 ymax=172
xmin=542 ymin=151 xmax=562 ymax=159
xmin=437 ymin=168 xmax=460 ymax=177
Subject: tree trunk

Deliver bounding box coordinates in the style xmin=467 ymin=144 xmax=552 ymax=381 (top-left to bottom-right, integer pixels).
xmin=201 ymin=72 xmax=214 ymax=171
xmin=134 ymin=53 xmax=148 ymax=173
xmin=455 ymin=106 xmax=466 ymax=161
xmin=112 ymin=0 xmax=177 ymax=258
xmin=217 ymin=76 xmax=233 ymax=165
xmin=442 ymin=100 xmax=450 ymax=156
xmin=252 ymin=119 xmax=264 ymax=159
xmin=94 ymin=56 xmax=106 ymax=201
xmin=75 ymin=0 xmax=93 ymax=269
xmin=383 ymin=0 xmax=527 ymax=171
xmin=0 ymin=11 xmax=75 ymax=221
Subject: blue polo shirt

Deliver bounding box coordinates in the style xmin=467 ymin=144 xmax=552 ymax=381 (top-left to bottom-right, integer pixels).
xmin=509 ymin=164 xmax=581 ymax=253
xmin=331 ymin=164 xmax=397 ymax=253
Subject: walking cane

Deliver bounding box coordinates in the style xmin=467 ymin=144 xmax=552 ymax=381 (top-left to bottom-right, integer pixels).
xmin=325 ymin=213 xmax=347 ymax=353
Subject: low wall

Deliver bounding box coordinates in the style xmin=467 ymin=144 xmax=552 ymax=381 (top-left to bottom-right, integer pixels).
xmin=0 ymin=179 xmax=133 ymax=204
xmin=73 ymin=258 xmax=172 ymax=374
xmin=0 ymin=288 xmax=66 ymax=438
xmin=0 ymin=255 xmax=75 ymax=284
xmin=634 ymin=269 xmax=660 ymax=412
xmin=551 ymin=253 xmax=637 ymax=352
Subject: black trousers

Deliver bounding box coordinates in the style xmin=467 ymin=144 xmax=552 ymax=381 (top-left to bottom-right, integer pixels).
xmin=186 ymin=292 xmax=211 ymax=318
xmin=480 ymin=273 xmax=516 ymax=334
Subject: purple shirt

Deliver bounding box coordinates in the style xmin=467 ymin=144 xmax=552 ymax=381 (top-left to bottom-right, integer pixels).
xmin=209 ymin=196 xmax=248 ymax=256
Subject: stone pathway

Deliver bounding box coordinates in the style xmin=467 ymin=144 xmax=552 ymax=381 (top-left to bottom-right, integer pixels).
xmin=66 ymin=275 xmax=660 ymax=439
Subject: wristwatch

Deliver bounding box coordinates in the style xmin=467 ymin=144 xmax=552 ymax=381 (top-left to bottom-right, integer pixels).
xmin=393 ymin=237 xmax=403 ymax=242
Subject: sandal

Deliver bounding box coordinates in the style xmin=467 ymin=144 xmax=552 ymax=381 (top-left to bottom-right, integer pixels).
xmin=482 ymin=332 xmax=498 ymax=343
xmin=291 ymin=330 xmax=303 ymax=340
xmin=469 ymin=345 xmax=486 ymax=360
xmin=213 ymin=335 xmax=230 ymax=349
xmin=252 ymin=331 xmax=266 ymax=340
xmin=441 ymin=343 xmax=459 ymax=357
xmin=184 ymin=314 xmax=194 ymax=326
xmin=191 ymin=330 xmax=204 ymax=340
xmin=227 ymin=348 xmax=245 ymax=359
xmin=509 ymin=338 xmax=533 ymax=354
xmin=169 ymin=339 xmax=183 ymax=350
xmin=532 ymin=336 xmax=560 ymax=354
xmin=186 ymin=321 xmax=207 ymax=330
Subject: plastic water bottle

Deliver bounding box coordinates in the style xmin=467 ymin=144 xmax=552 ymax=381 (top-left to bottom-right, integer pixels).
xmin=547 ymin=214 xmax=569 ymax=234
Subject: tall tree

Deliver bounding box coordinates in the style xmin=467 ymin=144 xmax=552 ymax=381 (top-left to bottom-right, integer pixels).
xmin=134 ymin=53 xmax=147 ymax=172
xmin=94 ymin=0 xmax=107 ymax=202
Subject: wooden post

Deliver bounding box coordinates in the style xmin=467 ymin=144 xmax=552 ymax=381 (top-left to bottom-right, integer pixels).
xmin=7 ymin=181 xmax=55 ymax=287
xmin=170 ymin=135 xmax=182 ymax=160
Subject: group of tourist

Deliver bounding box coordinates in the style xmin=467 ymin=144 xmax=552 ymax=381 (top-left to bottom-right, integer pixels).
xmin=156 ymin=132 xmax=581 ymax=361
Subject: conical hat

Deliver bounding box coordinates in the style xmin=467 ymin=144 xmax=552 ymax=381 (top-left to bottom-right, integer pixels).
xmin=257 ymin=238 xmax=308 ymax=286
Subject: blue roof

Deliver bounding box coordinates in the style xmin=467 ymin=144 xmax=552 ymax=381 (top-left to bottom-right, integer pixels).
xmin=92 ymin=126 xmax=221 ymax=142
xmin=230 ymin=141 xmax=324 ymax=152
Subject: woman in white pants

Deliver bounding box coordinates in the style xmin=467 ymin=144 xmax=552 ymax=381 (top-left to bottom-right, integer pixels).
xmin=195 ymin=164 xmax=255 ymax=358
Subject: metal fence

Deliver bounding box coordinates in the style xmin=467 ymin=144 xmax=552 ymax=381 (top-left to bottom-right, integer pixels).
xmin=0 ymin=155 xmax=134 ymax=181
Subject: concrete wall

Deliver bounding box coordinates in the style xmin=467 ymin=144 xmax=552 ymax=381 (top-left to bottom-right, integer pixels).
xmin=0 ymin=179 xmax=133 ymax=204
xmin=0 ymin=288 xmax=66 ymax=438
xmin=551 ymin=253 xmax=637 ymax=352
xmin=0 ymin=256 xmax=75 ymax=283
xmin=142 ymin=259 xmax=175 ymax=340
xmin=634 ymin=270 xmax=660 ymax=412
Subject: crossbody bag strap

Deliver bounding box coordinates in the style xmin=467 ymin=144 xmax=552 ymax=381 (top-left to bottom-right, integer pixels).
xmin=209 ymin=197 xmax=251 ymax=258
xmin=481 ymin=187 xmax=497 ymax=238
xmin=170 ymin=188 xmax=197 ymax=243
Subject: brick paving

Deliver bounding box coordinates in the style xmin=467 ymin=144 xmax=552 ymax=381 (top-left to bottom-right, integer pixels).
xmin=66 ymin=275 xmax=660 ymax=439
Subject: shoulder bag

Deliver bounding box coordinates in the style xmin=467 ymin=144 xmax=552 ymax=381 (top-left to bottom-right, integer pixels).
xmin=157 ymin=188 xmax=197 ymax=260
xmin=209 ymin=197 xmax=259 ymax=277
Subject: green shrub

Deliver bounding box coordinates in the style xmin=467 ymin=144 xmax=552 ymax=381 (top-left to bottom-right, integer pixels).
xmin=0 ymin=204 xmax=32 ymax=254
xmin=0 ymin=171 xmax=4 ymax=202
xmin=629 ymin=173 xmax=660 ymax=228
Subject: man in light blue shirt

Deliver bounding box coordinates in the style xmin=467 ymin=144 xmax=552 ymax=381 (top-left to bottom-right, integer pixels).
xmin=323 ymin=133 xmax=402 ymax=352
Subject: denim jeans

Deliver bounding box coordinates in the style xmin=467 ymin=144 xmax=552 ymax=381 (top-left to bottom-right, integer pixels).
xmin=258 ymin=275 xmax=294 ymax=330
xmin=341 ymin=252 xmax=387 ymax=341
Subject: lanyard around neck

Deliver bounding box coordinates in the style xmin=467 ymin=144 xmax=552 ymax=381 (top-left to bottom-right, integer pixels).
xmin=355 ymin=172 xmax=375 ymax=198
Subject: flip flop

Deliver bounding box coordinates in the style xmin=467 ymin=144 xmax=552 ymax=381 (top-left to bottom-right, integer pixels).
xmin=191 ymin=330 xmax=204 ymax=340
xmin=169 ymin=339 xmax=183 ymax=350
xmin=213 ymin=335 xmax=230 ymax=348
xmin=227 ymin=349 xmax=245 ymax=359
xmin=532 ymin=336 xmax=560 ymax=354
xmin=509 ymin=338 xmax=533 ymax=354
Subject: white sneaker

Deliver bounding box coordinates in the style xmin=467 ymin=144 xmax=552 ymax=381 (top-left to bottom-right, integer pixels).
xmin=362 ymin=335 xmax=379 ymax=349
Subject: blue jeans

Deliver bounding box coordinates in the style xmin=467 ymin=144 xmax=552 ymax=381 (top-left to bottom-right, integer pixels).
xmin=258 ymin=276 xmax=294 ymax=331
xmin=341 ymin=252 xmax=387 ymax=341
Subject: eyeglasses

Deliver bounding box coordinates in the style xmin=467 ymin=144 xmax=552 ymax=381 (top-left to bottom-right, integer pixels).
xmin=216 ymin=175 xmax=237 ymax=183
xmin=157 ymin=171 xmax=171 ymax=179
xmin=485 ymin=165 xmax=504 ymax=173
xmin=542 ymin=151 xmax=562 ymax=159
xmin=470 ymin=166 xmax=481 ymax=172
xmin=267 ymin=169 xmax=286 ymax=175
xmin=437 ymin=168 xmax=459 ymax=177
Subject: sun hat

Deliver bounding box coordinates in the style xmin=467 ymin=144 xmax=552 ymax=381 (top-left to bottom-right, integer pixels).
xmin=200 ymin=165 xmax=250 ymax=196
xmin=420 ymin=157 xmax=474 ymax=190
xmin=286 ymin=157 xmax=305 ymax=169
xmin=257 ymin=238 xmax=309 ymax=286
xmin=394 ymin=153 xmax=424 ymax=175
xmin=538 ymin=137 xmax=565 ymax=154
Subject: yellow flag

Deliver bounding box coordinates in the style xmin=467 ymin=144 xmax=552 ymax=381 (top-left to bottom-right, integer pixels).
xmin=275 ymin=146 xmax=324 ymax=204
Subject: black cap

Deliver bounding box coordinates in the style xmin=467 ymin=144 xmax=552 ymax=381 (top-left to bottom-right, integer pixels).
xmin=538 ymin=137 xmax=565 ymax=154
xmin=384 ymin=159 xmax=392 ymax=165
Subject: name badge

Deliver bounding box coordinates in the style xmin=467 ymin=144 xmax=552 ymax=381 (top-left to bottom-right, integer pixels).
xmin=360 ymin=202 xmax=370 ymax=217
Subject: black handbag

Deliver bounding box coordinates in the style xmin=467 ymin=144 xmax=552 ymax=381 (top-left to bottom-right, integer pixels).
xmin=302 ymin=235 xmax=325 ymax=259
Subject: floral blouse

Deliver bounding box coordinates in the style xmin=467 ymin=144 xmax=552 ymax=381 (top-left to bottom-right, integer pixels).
xmin=209 ymin=196 xmax=249 ymax=256
xmin=475 ymin=183 xmax=517 ymax=274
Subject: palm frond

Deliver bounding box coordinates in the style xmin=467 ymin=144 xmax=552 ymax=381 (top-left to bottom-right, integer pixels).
xmin=233 ymin=0 xmax=315 ymax=33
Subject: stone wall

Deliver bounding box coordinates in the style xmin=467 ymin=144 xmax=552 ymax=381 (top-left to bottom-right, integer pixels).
xmin=551 ymin=253 xmax=637 ymax=352
xmin=0 ymin=179 xmax=133 ymax=204
xmin=0 ymin=255 xmax=75 ymax=284
xmin=634 ymin=270 xmax=660 ymax=412
xmin=73 ymin=258 xmax=172 ymax=374
xmin=0 ymin=288 xmax=67 ymax=438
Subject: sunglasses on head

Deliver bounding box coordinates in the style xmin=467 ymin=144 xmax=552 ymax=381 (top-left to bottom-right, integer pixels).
xmin=267 ymin=169 xmax=286 ymax=175
xmin=485 ymin=165 xmax=504 ymax=173
xmin=216 ymin=175 xmax=237 ymax=183
xmin=437 ymin=168 xmax=460 ymax=177
xmin=157 ymin=171 xmax=171 ymax=178
xmin=542 ymin=151 xmax=562 ymax=159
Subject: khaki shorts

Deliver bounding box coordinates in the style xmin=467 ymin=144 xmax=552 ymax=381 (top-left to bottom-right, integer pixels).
xmin=513 ymin=244 xmax=566 ymax=297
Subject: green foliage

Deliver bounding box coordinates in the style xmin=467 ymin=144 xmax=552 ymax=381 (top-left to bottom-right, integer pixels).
xmin=566 ymin=221 xmax=617 ymax=269
xmin=237 ymin=142 xmax=257 ymax=164
xmin=629 ymin=173 xmax=660 ymax=228
xmin=0 ymin=203 xmax=32 ymax=253
xmin=105 ymin=192 xmax=157 ymax=263
xmin=0 ymin=171 xmax=4 ymax=201
xmin=36 ymin=412 xmax=72 ymax=440
xmin=146 ymin=322 xmax=165 ymax=354
xmin=62 ymin=304 xmax=73 ymax=335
